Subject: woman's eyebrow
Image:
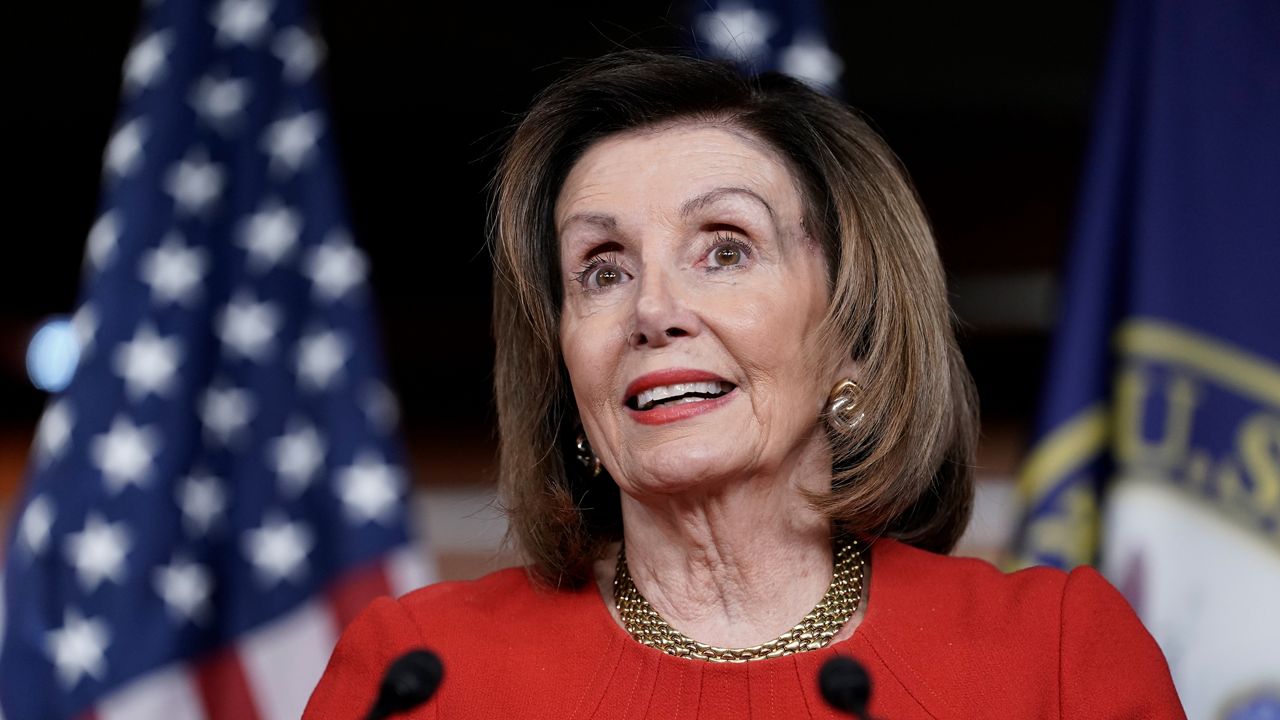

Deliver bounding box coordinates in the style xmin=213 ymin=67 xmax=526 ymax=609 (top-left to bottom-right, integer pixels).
xmin=559 ymin=212 xmax=617 ymax=234
xmin=679 ymin=186 xmax=776 ymax=222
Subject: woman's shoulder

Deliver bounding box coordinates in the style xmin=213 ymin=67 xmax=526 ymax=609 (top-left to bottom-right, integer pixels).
xmin=863 ymin=538 xmax=1183 ymax=717
xmin=868 ymin=537 xmax=1134 ymax=646
xmin=305 ymin=565 xmax=606 ymax=718
xmin=395 ymin=565 xmax=603 ymax=640
xmin=398 ymin=566 xmax=540 ymax=617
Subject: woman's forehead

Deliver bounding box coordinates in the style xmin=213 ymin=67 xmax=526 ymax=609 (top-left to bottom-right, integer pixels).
xmin=554 ymin=123 xmax=802 ymax=231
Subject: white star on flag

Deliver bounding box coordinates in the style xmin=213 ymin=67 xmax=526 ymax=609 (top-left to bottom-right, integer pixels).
xmin=212 ymin=0 xmax=272 ymax=46
xmin=780 ymin=37 xmax=844 ymax=90
xmin=35 ymin=399 xmax=73 ymax=464
xmin=64 ymin=513 xmax=132 ymax=592
xmin=273 ymin=26 xmax=325 ymax=82
xmin=165 ymin=148 xmax=225 ymax=215
xmin=123 ymin=29 xmax=173 ymax=93
xmin=73 ymin=303 xmax=99 ymax=359
xmin=91 ymin=416 xmax=160 ymax=493
xmin=262 ymin=111 xmax=323 ymax=175
xmin=112 ymin=324 xmax=182 ymax=400
xmin=696 ymin=2 xmax=776 ymax=62
xmin=177 ymin=471 xmax=228 ymax=536
xmin=18 ymin=495 xmax=55 ymax=556
xmin=199 ymin=384 xmax=256 ymax=445
xmin=238 ymin=202 xmax=302 ymax=271
xmin=242 ymin=513 xmax=315 ymax=586
xmin=85 ymin=211 xmax=120 ymax=272
xmin=217 ymin=291 xmax=282 ymax=361
xmin=296 ymin=329 xmax=350 ymax=390
xmin=303 ymin=231 xmax=367 ymax=301
xmin=139 ymin=232 xmax=209 ymax=306
xmin=269 ymin=420 xmax=326 ymax=496
xmin=336 ymin=452 xmax=405 ymax=525
xmin=154 ymin=556 xmax=214 ymax=624
xmin=190 ymin=75 xmax=251 ymax=132
xmin=104 ymin=118 xmax=147 ymax=178
xmin=362 ymin=381 xmax=400 ymax=431
xmin=46 ymin=609 xmax=111 ymax=689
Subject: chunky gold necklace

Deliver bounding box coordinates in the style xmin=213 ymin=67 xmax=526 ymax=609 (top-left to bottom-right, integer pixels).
xmin=613 ymin=538 xmax=863 ymax=663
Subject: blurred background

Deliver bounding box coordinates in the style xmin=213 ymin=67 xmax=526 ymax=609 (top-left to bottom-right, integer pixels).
xmin=2 ymin=1 xmax=1277 ymax=719
xmin=0 ymin=1 xmax=1112 ymax=573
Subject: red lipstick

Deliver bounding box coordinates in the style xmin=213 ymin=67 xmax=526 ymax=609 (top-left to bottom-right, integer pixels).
xmin=623 ymin=368 xmax=737 ymax=426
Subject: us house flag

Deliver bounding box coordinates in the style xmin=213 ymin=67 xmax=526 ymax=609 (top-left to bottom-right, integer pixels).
xmin=1012 ymin=1 xmax=1280 ymax=717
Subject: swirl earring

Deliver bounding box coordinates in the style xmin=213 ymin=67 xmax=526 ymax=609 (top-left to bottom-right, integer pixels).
xmin=575 ymin=430 xmax=603 ymax=477
xmin=826 ymin=379 xmax=866 ymax=433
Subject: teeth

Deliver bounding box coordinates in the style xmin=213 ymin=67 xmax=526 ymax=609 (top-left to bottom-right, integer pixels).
xmin=635 ymin=381 xmax=730 ymax=410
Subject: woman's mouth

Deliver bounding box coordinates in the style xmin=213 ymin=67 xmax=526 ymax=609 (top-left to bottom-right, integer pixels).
xmin=626 ymin=380 xmax=735 ymax=411
xmin=622 ymin=370 xmax=738 ymax=425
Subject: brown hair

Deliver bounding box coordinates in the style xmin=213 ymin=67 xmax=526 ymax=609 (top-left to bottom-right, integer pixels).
xmin=490 ymin=50 xmax=978 ymax=587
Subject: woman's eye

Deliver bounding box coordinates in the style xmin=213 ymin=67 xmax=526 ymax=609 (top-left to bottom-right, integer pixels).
xmin=577 ymin=258 xmax=630 ymax=290
xmin=592 ymin=266 xmax=624 ymax=287
xmin=712 ymin=245 xmax=742 ymax=267
xmin=706 ymin=237 xmax=749 ymax=269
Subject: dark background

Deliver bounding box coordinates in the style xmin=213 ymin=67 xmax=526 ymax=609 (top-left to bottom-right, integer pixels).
xmin=0 ymin=2 xmax=1114 ymax=482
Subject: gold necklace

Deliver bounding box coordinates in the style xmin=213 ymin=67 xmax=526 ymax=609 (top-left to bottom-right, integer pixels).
xmin=613 ymin=538 xmax=863 ymax=663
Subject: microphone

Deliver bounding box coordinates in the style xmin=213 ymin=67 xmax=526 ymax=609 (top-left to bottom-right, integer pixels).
xmin=365 ymin=648 xmax=444 ymax=720
xmin=818 ymin=656 xmax=873 ymax=719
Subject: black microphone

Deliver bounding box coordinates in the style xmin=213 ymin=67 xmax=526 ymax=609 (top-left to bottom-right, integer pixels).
xmin=365 ymin=648 xmax=444 ymax=720
xmin=819 ymin=656 xmax=873 ymax=719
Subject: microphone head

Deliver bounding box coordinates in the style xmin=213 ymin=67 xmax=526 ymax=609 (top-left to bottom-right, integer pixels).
xmin=819 ymin=656 xmax=871 ymax=716
xmin=378 ymin=649 xmax=443 ymax=715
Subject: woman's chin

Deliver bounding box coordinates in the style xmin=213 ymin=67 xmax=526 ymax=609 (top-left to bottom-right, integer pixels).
xmin=615 ymin=448 xmax=751 ymax=499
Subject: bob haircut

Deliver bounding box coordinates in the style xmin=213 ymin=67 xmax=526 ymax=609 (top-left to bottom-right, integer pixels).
xmin=490 ymin=50 xmax=978 ymax=587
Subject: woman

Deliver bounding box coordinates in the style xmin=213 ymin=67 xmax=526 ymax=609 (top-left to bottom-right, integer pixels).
xmin=305 ymin=51 xmax=1183 ymax=718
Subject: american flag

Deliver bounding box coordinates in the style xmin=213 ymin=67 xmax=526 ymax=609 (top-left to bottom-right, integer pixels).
xmin=689 ymin=0 xmax=843 ymax=93
xmin=0 ymin=0 xmax=431 ymax=718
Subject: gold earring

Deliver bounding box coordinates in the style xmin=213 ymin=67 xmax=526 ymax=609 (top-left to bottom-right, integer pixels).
xmin=826 ymin=379 xmax=865 ymax=432
xmin=575 ymin=430 xmax=603 ymax=477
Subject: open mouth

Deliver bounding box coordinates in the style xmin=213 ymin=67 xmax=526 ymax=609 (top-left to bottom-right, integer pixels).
xmin=625 ymin=381 xmax=736 ymax=411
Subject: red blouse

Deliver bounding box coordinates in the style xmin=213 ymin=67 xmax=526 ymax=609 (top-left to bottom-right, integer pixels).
xmin=304 ymin=538 xmax=1185 ymax=718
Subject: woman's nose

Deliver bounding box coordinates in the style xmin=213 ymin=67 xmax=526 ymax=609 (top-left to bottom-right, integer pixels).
xmin=628 ymin=268 xmax=698 ymax=348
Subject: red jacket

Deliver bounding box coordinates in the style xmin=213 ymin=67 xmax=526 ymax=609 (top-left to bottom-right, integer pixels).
xmin=304 ymin=538 xmax=1184 ymax=718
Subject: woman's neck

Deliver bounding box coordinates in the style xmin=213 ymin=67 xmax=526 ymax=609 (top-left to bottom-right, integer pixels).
xmin=594 ymin=462 xmax=858 ymax=650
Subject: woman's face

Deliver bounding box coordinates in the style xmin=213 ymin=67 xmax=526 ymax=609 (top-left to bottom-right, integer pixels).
xmin=556 ymin=123 xmax=839 ymax=498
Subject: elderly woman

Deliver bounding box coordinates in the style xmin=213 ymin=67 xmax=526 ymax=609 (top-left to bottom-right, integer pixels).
xmin=306 ymin=51 xmax=1183 ymax=718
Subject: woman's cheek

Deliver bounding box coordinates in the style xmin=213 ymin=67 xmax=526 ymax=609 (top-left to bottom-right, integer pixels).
xmin=712 ymin=290 xmax=777 ymax=343
xmin=565 ymin=319 xmax=622 ymax=416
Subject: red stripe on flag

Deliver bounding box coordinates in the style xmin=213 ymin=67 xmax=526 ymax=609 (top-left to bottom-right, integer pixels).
xmin=326 ymin=560 xmax=393 ymax=631
xmin=195 ymin=646 xmax=262 ymax=720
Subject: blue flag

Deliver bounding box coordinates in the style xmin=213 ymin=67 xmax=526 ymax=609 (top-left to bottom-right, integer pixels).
xmin=688 ymin=0 xmax=843 ymax=93
xmin=1013 ymin=0 xmax=1280 ymax=715
xmin=1 ymin=0 xmax=429 ymax=718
